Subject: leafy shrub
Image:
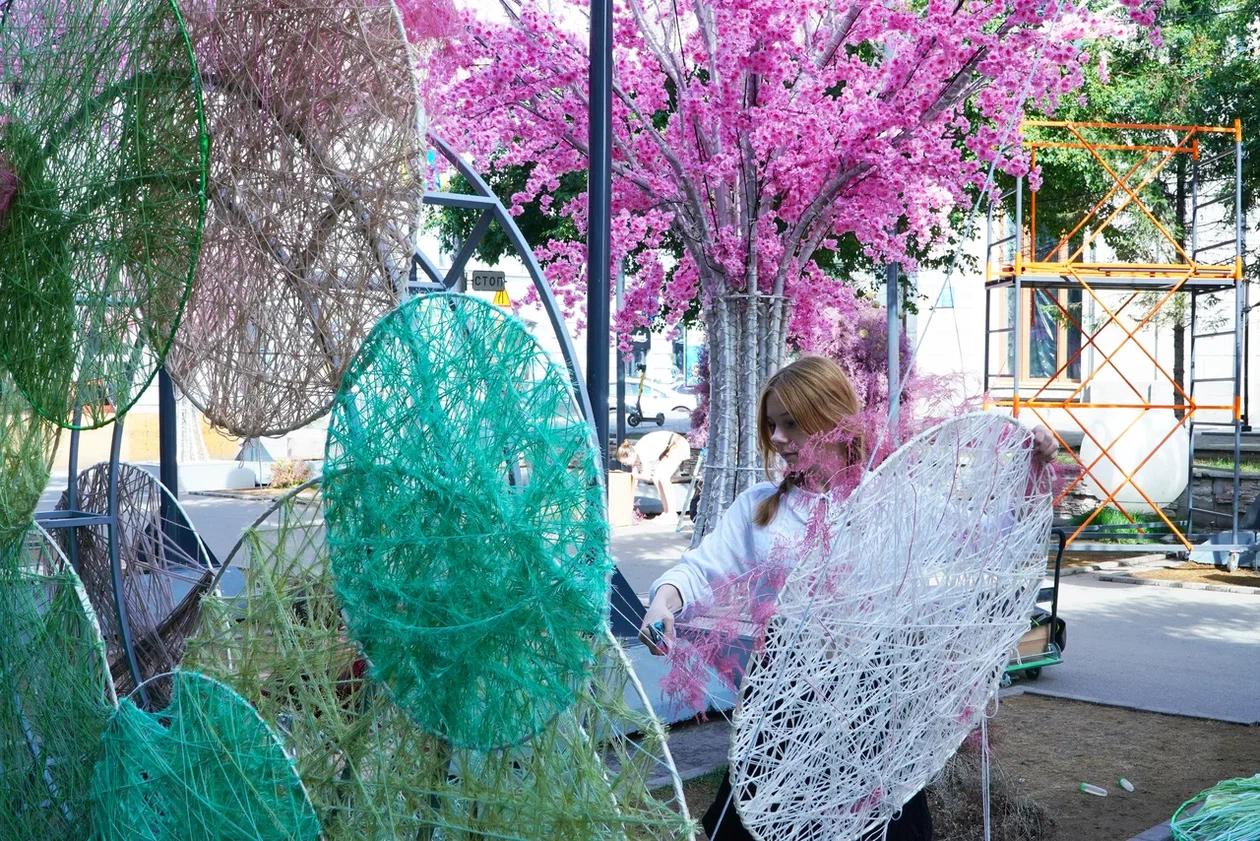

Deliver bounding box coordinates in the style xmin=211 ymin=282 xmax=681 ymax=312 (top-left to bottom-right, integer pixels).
xmin=269 ymin=458 xmax=312 ymax=488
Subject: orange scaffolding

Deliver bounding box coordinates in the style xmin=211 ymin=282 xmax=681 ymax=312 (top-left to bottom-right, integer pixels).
xmin=984 ymin=120 xmax=1247 ymax=552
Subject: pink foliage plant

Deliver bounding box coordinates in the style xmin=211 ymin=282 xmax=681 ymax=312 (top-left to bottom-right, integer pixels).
xmin=403 ymin=0 xmax=1160 ymax=351
xmin=658 ymin=368 xmax=970 ymax=714
xmin=659 ymin=389 xmax=1057 ymax=714
xmin=656 ymin=324 xmax=1059 ymax=713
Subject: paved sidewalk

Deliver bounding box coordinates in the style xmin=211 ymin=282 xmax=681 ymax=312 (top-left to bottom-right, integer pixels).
xmin=611 ymin=515 xmax=694 ymax=598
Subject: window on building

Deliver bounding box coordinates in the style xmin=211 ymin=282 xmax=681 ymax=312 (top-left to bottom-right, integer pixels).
xmin=671 ymin=326 xmax=705 ymax=385
xmin=999 ymin=287 xmax=1083 ymax=382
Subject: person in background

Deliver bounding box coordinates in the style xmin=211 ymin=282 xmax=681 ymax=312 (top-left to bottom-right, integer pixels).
xmin=617 ymin=430 xmax=691 ymax=524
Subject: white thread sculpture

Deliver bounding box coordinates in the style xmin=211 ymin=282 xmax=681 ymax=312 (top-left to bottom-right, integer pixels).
xmin=166 ymin=0 xmax=425 ymax=438
xmin=730 ymin=414 xmax=1053 ymax=841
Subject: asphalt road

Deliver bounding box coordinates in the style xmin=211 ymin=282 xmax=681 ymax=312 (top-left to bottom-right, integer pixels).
xmin=1018 ymin=575 xmax=1260 ymax=724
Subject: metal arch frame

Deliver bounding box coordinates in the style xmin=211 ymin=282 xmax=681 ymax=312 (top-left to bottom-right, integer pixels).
xmin=414 ymin=136 xmax=646 ymax=637
xmin=34 ymin=410 xmax=218 ymax=710
xmin=415 ymin=134 xmax=598 ymax=435
xmin=34 ymin=415 xmax=151 ymax=707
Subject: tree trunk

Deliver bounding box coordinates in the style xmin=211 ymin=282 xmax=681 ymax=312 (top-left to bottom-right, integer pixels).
xmin=737 ymin=293 xmax=759 ymax=499
xmin=693 ymin=292 xmax=791 ymax=545
xmin=1173 ymin=322 xmax=1185 ymax=420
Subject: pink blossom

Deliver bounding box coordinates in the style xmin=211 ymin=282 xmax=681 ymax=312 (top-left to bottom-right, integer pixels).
xmin=418 ymin=0 xmax=1161 ymax=354
xmin=1028 ymin=165 xmax=1044 ymax=192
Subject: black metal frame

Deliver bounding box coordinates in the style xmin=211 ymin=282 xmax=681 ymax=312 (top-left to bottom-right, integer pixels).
xmin=415 ymin=131 xmax=644 ymax=636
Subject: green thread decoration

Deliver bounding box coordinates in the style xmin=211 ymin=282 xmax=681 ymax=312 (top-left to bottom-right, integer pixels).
xmin=0 ymin=0 xmax=208 ymax=428
xmin=185 ymin=481 xmax=695 ymax=840
xmin=323 ymin=293 xmax=611 ymax=750
xmin=0 ymin=374 xmax=58 ymax=559
xmin=0 ymin=524 xmax=115 ymax=841
xmin=1171 ymin=773 xmax=1260 ymax=840
xmin=90 ymin=670 xmax=321 ymax=841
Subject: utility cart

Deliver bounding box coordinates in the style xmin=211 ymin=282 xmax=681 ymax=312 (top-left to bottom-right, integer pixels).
xmin=1006 ymin=529 xmax=1066 ymax=682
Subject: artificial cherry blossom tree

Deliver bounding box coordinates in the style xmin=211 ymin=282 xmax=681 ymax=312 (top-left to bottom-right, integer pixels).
xmin=412 ymin=0 xmax=1158 ymax=534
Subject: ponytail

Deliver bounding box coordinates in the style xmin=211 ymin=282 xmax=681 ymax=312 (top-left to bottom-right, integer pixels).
xmin=753 ymin=477 xmax=794 ymax=526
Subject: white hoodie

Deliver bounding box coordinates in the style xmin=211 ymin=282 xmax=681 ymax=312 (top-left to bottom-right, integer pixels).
xmin=649 ymin=480 xmax=826 ymax=618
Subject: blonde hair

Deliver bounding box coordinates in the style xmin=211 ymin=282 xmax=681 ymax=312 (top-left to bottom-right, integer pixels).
xmin=615 ymin=439 xmax=637 ymax=465
xmin=753 ymin=355 xmax=863 ymax=526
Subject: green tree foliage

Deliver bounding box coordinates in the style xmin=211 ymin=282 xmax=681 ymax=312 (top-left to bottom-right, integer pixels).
xmin=432 ymin=166 xmax=584 ymax=266
xmin=1026 ymin=0 xmax=1258 ymax=274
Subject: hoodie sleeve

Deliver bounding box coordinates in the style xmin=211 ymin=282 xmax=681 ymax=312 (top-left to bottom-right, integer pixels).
xmin=648 ymin=484 xmax=771 ymax=618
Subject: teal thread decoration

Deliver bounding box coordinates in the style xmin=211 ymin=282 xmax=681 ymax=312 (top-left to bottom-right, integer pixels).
xmin=323 ymin=293 xmax=611 ymax=750
xmin=1171 ymin=774 xmax=1260 ymax=840
xmin=0 ymin=525 xmax=115 ymax=841
xmin=185 ymin=480 xmax=695 ymax=840
xmin=0 ymin=375 xmax=58 ymax=559
xmin=90 ymin=670 xmax=321 ymax=841
xmin=0 ymin=0 xmax=208 ymax=428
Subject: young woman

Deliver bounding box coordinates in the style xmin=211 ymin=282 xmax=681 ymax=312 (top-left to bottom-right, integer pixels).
xmin=639 ymin=355 xmax=1055 ymax=841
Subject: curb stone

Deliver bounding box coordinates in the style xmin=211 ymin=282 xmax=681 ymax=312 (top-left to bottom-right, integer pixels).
xmin=189 ymin=489 xmax=285 ymax=501
xmin=1056 ymin=556 xmax=1176 ymax=577
xmin=1098 ymin=573 xmax=1260 ymax=596
xmin=1126 ymin=820 xmax=1173 ymax=841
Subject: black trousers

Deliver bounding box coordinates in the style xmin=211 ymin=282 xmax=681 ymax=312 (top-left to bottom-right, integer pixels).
xmin=702 ymin=770 xmax=932 ymax=841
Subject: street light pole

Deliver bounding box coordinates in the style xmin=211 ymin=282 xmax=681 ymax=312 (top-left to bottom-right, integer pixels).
xmin=886 ymin=262 xmax=901 ymax=433
xmin=586 ymin=0 xmax=613 ymax=473
xmin=615 ymin=260 xmax=627 ymax=446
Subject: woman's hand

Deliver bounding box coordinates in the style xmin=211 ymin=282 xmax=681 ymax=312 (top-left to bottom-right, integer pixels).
xmin=1032 ymin=424 xmax=1058 ymax=466
xmin=639 ymin=584 xmax=682 ymax=655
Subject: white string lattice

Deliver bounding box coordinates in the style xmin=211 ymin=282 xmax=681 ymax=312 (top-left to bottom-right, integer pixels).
xmin=730 ymin=413 xmax=1053 ymax=841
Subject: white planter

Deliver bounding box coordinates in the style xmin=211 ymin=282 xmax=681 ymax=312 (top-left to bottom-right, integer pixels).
xmin=224 ymin=465 xmax=258 ymax=490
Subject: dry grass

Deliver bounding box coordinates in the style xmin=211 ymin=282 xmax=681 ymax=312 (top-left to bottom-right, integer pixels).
xmin=673 ymin=746 xmax=1052 ymax=841
xmin=927 ymin=743 xmax=1054 ymax=841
